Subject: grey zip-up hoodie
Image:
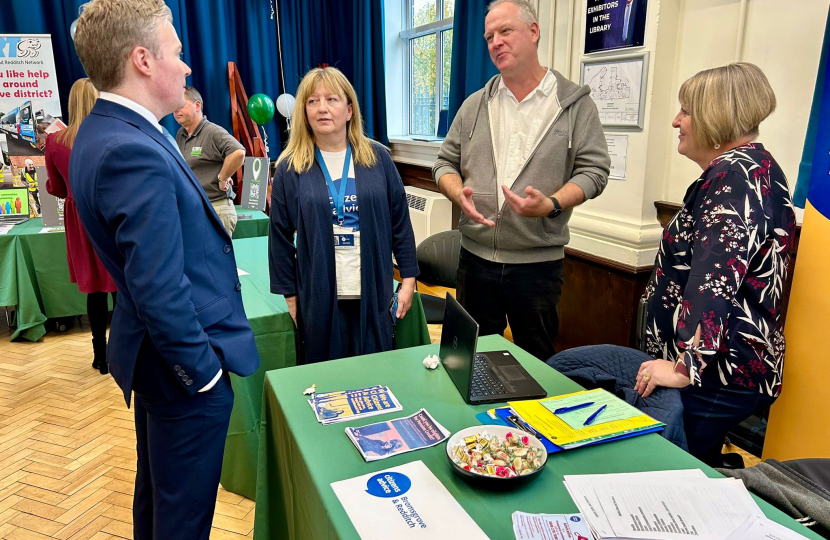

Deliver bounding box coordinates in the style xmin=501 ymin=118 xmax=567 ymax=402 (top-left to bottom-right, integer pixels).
xmin=433 ymin=69 xmax=610 ymax=264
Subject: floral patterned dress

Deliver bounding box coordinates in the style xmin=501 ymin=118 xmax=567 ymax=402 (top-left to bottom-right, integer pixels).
xmin=643 ymin=143 xmax=796 ymax=397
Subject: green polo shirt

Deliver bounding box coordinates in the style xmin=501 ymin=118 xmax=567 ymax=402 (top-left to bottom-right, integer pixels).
xmin=176 ymin=117 xmax=244 ymax=202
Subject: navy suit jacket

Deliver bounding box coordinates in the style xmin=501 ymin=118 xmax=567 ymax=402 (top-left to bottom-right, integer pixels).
xmin=71 ymin=99 xmax=260 ymax=405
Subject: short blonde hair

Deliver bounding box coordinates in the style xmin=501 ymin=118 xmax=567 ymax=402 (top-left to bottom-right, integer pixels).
xmin=277 ymin=67 xmax=378 ymax=173
xmin=74 ymin=0 xmax=173 ymax=91
xmin=678 ymin=62 xmax=776 ymax=149
xmin=55 ymin=78 xmax=98 ymax=149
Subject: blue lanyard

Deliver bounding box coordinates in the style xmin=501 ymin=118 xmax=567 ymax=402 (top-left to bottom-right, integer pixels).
xmin=315 ymin=145 xmax=352 ymax=226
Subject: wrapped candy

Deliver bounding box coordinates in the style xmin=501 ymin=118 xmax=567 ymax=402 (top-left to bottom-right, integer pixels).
xmin=451 ymin=431 xmax=543 ymax=479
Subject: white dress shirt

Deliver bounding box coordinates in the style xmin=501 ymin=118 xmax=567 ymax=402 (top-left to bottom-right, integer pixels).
xmin=490 ymin=70 xmax=561 ymax=209
xmin=98 ymin=92 xmax=222 ymax=393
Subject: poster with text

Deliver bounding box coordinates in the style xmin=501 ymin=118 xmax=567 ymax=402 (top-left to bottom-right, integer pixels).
xmin=584 ymin=0 xmax=648 ymax=54
xmin=0 ymin=34 xmax=65 ymax=163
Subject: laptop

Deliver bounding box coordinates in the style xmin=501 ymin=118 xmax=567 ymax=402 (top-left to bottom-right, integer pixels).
xmin=439 ymin=293 xmax=547 ymax=404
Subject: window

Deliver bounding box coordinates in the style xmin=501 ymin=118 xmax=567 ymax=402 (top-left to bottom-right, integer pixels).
xmin=400 ymin=0 xmax=455 ymax=136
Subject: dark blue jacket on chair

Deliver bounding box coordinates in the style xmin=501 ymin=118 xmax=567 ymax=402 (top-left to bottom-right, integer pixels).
xmin=547 ymin=345 xmax=689 ymax=451
xmin=70 ymin=99 xmax=260 ymax=406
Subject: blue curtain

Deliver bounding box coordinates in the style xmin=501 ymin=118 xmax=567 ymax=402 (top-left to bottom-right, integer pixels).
xmin=1 ymin=0 xmax=283 ymax=157
xmin=794 ymin=7 xmax=830 ymax=209
xmin=276 ymin=0 xmax=388 ymax=145
xmin=447 ymin=0 xmax=499 ymax=125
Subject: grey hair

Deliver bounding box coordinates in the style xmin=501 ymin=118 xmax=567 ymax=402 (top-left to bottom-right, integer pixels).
xmin=487 ymin=0 xmax=538 ymax=26
xmin=183 ymin=85 xmax=203 ymax=107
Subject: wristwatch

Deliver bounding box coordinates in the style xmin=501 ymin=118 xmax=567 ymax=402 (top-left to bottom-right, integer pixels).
xmin=547 ymin=196 xmax=562 ymax=218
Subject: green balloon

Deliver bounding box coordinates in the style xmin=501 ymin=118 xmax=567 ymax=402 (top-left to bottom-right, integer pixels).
xmin=247 ymin=93 xmax=275 ymax=125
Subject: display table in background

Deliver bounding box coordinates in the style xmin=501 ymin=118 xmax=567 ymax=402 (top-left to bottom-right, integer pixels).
xmin=220 ymin=236 xmax=431 ymax=499
xmin=232 ymin=206 xmax=269 ymax=239
xmin=1 ymin=210 xmax=269 ymax=342
xmin=252 ymin=335 xmax=821 ymax=540
xmin=1 ymin=219 xmax=86 ymax=341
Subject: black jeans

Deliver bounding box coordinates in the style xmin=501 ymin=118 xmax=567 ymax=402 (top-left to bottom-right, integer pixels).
xmin=456 ymin=247 xmax=564 ymax=361
xmin=681 ymin=384 xmax=776 ymax=466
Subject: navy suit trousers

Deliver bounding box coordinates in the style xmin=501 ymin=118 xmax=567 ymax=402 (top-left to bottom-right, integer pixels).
xmin=132 ymin=373 xmax=234 ymax=540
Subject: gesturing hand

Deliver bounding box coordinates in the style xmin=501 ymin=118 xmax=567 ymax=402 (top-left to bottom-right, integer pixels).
xmin=502 ymin=185 xmax=555 ymax=217
xmin=459 ymin=187 xmax=495 ymax=227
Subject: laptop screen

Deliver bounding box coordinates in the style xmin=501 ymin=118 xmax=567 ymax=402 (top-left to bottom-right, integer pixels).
xmin=439 ymin=294 xmax=479 ymax=400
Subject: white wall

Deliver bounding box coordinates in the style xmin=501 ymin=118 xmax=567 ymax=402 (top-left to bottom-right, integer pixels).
xmin=663 ymin=0 xmax=827 ymax=202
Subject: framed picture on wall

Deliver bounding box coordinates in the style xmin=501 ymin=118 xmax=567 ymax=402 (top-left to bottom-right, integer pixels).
xmin=579 ymin=52 xmax=649 ymax=129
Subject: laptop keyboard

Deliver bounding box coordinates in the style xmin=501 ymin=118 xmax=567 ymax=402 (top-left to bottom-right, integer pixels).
xmin=471 ymin=355 xmax=508 ymax=397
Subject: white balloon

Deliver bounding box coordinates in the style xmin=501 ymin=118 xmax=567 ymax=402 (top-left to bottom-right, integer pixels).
xmin=276 ymin=94 xmax=295 ymax=119
xmin=70 ymin=19 xmax=78 ymax=40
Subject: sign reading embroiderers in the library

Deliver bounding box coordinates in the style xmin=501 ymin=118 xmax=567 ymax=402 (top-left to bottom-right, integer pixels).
xmin=584 ymin=0 xmax=648 ymax=54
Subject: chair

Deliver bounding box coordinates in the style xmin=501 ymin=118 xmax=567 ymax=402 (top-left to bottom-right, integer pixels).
xmin=415 ymin=230 xmax=462 ymax=324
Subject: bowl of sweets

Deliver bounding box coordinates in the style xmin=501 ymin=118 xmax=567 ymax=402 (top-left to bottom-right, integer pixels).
xmin=446 ymin=425 xmax=547 ymax=486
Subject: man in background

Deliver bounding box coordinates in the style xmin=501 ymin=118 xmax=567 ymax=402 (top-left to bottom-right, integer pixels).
xmin=433 ymin=0 xmax=609 ymax=361
xmin=174 ymin=86 xmax=245 ymax=236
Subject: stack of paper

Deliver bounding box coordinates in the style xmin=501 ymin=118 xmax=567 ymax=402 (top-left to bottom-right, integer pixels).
xmin=309 ymin=385 xmax=402 ymax=425
xmin=562 ymin=470 xmax=808 ymax=540
xmin=511 ymin=512 xmax=592 ymax=540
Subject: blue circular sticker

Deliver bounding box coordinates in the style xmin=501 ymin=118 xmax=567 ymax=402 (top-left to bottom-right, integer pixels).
xmin=570 ymin=515 xmax=582 ymax=522
xmin=365 ymin=472 xmax=412 ymax=498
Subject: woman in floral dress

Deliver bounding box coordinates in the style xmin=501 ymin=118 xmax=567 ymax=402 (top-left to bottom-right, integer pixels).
xmin=634 ymin=63 xmax=796 ymax=466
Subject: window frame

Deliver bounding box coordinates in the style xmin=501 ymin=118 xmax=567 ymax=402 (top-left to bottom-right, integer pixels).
xmin=400 ymin=0 xmax=454 ymax=136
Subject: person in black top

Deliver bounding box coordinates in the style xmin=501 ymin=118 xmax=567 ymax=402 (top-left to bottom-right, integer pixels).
xmin=634 ymin=63 xmax=796 ymax=466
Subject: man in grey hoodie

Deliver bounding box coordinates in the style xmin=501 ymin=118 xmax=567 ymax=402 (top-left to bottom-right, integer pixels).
xmin=433 ymin=0 xmax=610 ymax=361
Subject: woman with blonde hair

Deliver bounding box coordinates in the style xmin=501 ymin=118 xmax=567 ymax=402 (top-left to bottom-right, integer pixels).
xmin=269 ymin=67 xmax=419 ymax=363
xmin=634 ymin=63 xmax=796 ymax=465
xmin=45 ymin=78 xmax=117 ymax=374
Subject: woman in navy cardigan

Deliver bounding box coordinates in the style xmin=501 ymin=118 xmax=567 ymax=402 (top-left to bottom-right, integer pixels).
xmin=269 ymin=67 xmax=419 ymax=363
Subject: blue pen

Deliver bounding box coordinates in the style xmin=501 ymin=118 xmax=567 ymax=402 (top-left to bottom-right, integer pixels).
xmin=583 ymin=404 xmax=608 ymax=426
xmin=553 ymin=402 xmax=595 ymax=415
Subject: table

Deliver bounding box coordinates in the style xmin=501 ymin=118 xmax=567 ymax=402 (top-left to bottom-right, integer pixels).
xmin=0 ymin=210 xmax=269 ymax=342
xmin=1 ymin=218 xmax=87 ymax=341
xmin=220 ymin=236 xmax=431 ymax=499
xmin=232 ymin=206 xmax=269 ymax=239
xmin=252 ymin=335 xmax=821 ymax=540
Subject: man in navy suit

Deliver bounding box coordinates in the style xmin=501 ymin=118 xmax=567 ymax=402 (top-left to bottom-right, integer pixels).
xmin=71 ymin=1 xmax=260 ymax=538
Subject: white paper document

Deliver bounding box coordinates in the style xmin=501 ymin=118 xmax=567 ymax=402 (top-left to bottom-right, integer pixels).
xmin=330 ymin=460 xmax=489 ymax=539
xmin=725 ymin=516 xmax=810 ymax=540
xmin=0 ymin=224 xmax=14 ymax=235
xmin=38 ymin=226 xmax=64 ymax=234
xmin=564 ymin=470 xmax=707 ymax=539
xmin=595 ymin=477 xmax=762 ymax=540
xmin=236 ymin=268 xmax=249 ymax=276
xmin=512 ymin=512 xmax=592 ymax=540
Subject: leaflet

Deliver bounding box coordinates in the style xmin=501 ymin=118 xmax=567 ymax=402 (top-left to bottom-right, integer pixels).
xmin=345 ymin=409 xmax=450 ymax=462
xmin=512 ymin=512 xmax=592 ymax=540
xmin=309 ymin=385 xmax=402 ymax=425
xmin=725 ymin=516 xmax=810 ymax=540
xmin=331 ymin=460 xmax=489 ymax=539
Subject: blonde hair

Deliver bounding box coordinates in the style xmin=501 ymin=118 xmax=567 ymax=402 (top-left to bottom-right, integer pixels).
xmin=74 ymin=0 xmax=173 ymax=91
xmin=55 ymin=78 xmax=98 ymax=149
xmin=277 ymin=67 xmax=377 ymax=173
xmin=678 ymin=62 xmax=776 ymax=149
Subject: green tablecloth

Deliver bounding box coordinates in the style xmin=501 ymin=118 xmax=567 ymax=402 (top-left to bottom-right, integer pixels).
xmin=252 ymin=335 xmax=821 ymax=540
xmin=232 ymin=206 xmax=269 ymax=239
xmin=1 ymin=218 xmax=87 ymax=341
xmin=220 ymin=236 xmax=431 ymax=500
